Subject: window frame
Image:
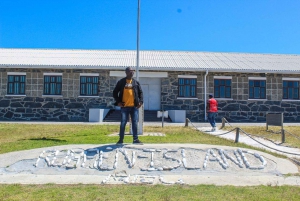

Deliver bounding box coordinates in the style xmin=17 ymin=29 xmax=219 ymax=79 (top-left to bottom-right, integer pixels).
xmin=213 ymin=76 xmax=232 ymax=98
xmin=177 ymin=75 xmax=197 ymax=98
xmin=7 ymin=73 xmax=26 ymax=95
xmin=248 ymin=78 xmax=266 ymax=99
xmin=282 ymin=79 xmax=299 ymax=100
xmin=43 ymin=74 xmax=62 ymax=95
xmin=79 ymin=74 xmax=99 ymax=96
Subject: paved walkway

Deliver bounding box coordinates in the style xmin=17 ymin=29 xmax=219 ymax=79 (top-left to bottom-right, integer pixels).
xmin=196 ymin=126 xmax=300 ymax=160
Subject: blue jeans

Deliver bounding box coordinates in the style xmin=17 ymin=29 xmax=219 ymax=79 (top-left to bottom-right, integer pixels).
xmin=207 ymin=112 xmax=217 ymax=127
xmin=119 ymin=107 xmax=139 ymax=141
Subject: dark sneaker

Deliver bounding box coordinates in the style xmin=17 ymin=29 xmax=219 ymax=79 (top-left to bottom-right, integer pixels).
xmin=133 ymin=139 xmax=143 ymax=145
xmin=116 ymin=139 xmax=123 ymax=145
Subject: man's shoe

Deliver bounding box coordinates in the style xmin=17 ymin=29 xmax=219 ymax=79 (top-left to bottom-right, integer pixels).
xmin=116 ymin=139 xmax=123 ymax=145
xmin=133 ymin=139 xmax=143 ymax=145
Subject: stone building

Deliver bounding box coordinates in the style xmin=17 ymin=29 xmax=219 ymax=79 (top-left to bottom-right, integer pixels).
xmin=1 ymin=48 xmax=300 ymax=122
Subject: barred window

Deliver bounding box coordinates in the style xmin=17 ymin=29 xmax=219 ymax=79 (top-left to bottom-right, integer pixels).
xmin=80 ymin=76 xmax=99 ymax=96
xmin=7 ymin=75 xmax=26 ymax=95
xmin=283 ymin=80 xmax=299 ymax=99
xmin=249 ymin=80 xmax=266 ymax=99
xmin=178 ymin=78 xmax=197 ymax=98
xmin=214 ymin=79 xmax=231 ymax=98
xmin=44 ymin=76 xmax=62 ymax=95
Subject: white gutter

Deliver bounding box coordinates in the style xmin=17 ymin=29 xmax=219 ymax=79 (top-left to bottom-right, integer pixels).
xmin=204 ymin=70 xmax=208 ymax=121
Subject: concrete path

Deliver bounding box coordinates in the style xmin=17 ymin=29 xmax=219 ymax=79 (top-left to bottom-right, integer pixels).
xmin=197 ymin=126 xmax=300 ymax=160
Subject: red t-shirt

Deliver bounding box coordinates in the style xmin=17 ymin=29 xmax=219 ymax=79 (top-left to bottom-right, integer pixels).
xmin=207 ymin=98 xmax=218 ymax=112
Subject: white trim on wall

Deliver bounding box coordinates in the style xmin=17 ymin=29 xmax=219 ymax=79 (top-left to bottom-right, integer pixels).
xmin=213 ymin=76 xmax=232 ymax=79
xmin=282 ymin=77 xmax=300 ymax=81
xmin=110 ymin=71 xmax=168 ymax=77
xmin=178 ymin=75 xmax=197 ymax=78
xmin=80 ymin=73 xmax=99 ymax=76
xmin=7 ymin=72 xmax=26 ymax=75
xmin=43 ymin=73 xmax=63 ymax=76
xmin=5 ymin=95 xmax=26 ymax=97
xmin=248 ymin=77 xmax=266 ymax=80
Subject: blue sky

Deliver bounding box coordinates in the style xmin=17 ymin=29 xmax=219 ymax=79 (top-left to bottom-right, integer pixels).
xmin=0 ymin=0 xmax=300 ymax=54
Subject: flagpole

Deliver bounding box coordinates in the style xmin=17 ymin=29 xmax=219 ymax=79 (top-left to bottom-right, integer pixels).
xmin=136 ymin=0 xmax=143 ymax=135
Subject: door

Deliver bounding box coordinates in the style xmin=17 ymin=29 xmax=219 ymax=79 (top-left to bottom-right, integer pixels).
xmin=141 ymin=84 xmax=149 ymax=110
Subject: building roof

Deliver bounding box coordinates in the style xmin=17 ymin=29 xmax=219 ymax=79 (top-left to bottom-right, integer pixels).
xmin=1 ymin=48 xmax=300 ymax=73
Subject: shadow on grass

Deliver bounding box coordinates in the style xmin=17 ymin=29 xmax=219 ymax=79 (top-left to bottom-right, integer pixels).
xmin=26 ymin=137 xmax=67 ymax=142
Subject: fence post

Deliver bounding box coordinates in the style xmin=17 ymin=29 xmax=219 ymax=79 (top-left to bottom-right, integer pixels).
xmin=221 ymin=117 xmax=225 ymax=128
xmin=185 ymin=118 xmax=189 ymax=127
xmin=235 ymin=127 xmax=240 ymax=143
xmin=162 ymin=110 xmax=164 ymax=128
xmin=281 ymin=129 xmax=285 ymax=143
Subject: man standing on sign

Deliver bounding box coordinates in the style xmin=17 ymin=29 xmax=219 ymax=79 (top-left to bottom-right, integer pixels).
xmin=206 ymin=94 xmax=218 ymax=131
xmin=113 ymin=67 xmax=143 ymax=145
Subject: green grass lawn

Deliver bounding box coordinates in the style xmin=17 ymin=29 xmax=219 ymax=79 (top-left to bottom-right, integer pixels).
xmin=0 ymin=123 xmax=289 ymax=157
xmin=1 ymin=184 xmax=300 ymax=201
xmin=0 ymin=123 xmax=300 ymax=201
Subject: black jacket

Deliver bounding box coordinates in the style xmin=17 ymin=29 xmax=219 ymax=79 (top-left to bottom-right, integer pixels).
xmin=113 ymin=77 xmax=143 ymax=107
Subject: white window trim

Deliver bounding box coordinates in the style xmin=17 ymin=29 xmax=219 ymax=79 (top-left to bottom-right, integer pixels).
xmin=78 ymin=96 xmax=100 ymax=98
xmin=248 ymin=77 xmax=266 ymax=80
xmin=7 ymin=72 xmax=26 ymax=75
xmin=42 ymin=95 xmax=63 ymax=97
xmin=177 ymin=97 xmax=198 ymax=100
xmin=43 ymin=73 xmax=63 ymax=76
xmin=282 ymin=78 xmax=300 ymax=81
xmin=248 ymin=99 xmax=268 ymax=101
xmin=5 ymin=95 xmax=26 ymax=97
xmin=282 ymin=99 xmax=300 ymax=101
xmin=178 ymin=75 xmax=197 ymax=78
xmin=214 ymin=76 xmax=232 ymax=79
xmin=80 ymin=73 xmax=99 ymax=76
xmin=216 ymin=98 xmax=233 ymax=100
xmin=110 ymin=71 xmax=168 ymax=78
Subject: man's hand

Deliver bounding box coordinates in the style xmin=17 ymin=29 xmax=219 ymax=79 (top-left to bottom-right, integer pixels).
xmin=136 ymin=102 xmax=142 ymax=109
xmin=118 ymin=102 xmax=124 ymax=107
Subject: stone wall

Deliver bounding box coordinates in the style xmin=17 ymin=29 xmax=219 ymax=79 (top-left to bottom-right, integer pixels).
xmin=0 ymin=68 xmax=116 ymax=98
xmin=1 ymin=68 xmax=300 ymax=122
xmin=0 ymin=96 xmax=113 ymax=121
xmin=0 ymin=68 xmax=115 ymax=121
xmin=161 ymin=71 xmax=300 ymax=122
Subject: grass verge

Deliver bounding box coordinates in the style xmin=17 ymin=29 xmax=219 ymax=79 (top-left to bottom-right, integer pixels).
xmin=0 ymin=184 xmax=300 ymax=201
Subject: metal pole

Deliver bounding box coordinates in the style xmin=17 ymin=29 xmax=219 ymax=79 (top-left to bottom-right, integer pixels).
xmin=136 ymin=0 xmax=143 ymax=135
xmin=162 ymin=110 xmax=164 ymax=128
xmin=185 ymin=118 xmax=189 ymax=127
xmin=221 ymin=117 xmax=225 ymax=128
xmin=161 ymin=105 xmax=164 ymax=128
xmin=204 ymin=70 xmax=208 ymax=121
xmin=136 ymin=0 xmax=140 ymax=81
xmin=235 ymin=127 xmax=240 ymax=143
xmin=281 ymin=129 xmax=285 ymax=143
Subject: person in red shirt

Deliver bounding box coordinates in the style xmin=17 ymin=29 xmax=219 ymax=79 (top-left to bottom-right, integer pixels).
xmin=206 ymin=94 xmax=218 ymax=131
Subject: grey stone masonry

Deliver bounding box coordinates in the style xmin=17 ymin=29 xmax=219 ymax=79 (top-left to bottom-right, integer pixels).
xmin=0 ymin=68 xmax=115 ymax=121
xmin=161 ymin=72 xmax=300 ymax=122
xmin=0 ymin=96 xmax=114 ymax=121
xmin=2 ymin=68 xmax=300 ymax=122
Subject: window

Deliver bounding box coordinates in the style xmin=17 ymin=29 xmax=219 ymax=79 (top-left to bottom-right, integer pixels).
xmin=283 ymin=80 xmax=299 ymax=99
xmin=80 ymin=76 xmax=99 ymax=96
xmin=249 ymin=80 xmax=266 ymax=99
xmin=178 ymin=78 xmax=197 ymax=98
xmin=7 ymin=74 xmax=26 ymax=95
xmin=214 ymin=79 xmax=231 ymax=98
xmin=44 ymin=75 xmax=62 ymax=95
